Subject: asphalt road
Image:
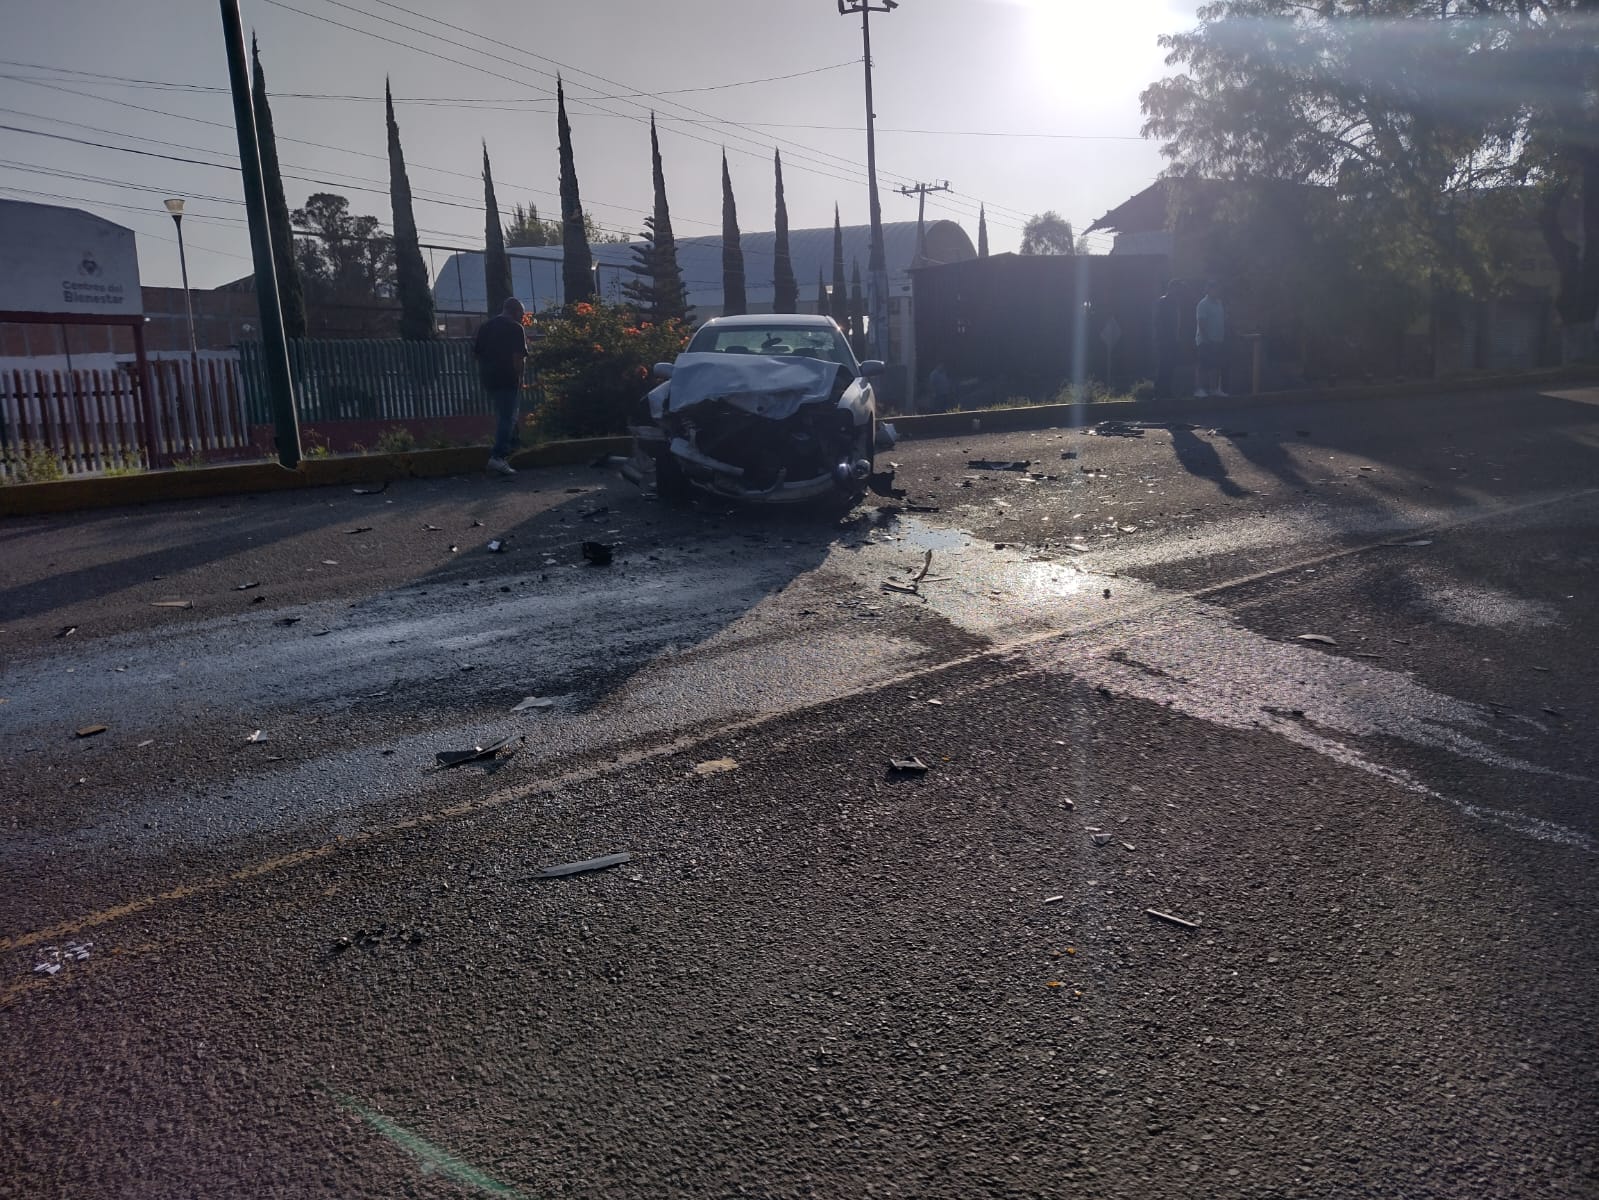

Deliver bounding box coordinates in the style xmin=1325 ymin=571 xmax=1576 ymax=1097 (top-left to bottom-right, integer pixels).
xmin=2 ymin=381 xmax=1596 ymax=1198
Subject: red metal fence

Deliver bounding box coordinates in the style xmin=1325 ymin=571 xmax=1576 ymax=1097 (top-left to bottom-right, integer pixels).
xmin=0 ymin=358 xmax=258 ymax=480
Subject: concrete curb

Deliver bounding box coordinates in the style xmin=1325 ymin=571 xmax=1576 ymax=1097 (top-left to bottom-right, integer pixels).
xmin=886 ymin=364 xmax=1599 ymax=441
xmin=0 ymin=435 xmax=632 ymax=518
xmin=4 ymin=365 xmax=1593 ymax=517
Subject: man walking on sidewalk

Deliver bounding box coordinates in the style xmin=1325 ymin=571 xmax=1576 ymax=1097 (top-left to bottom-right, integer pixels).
xmin=474 ymin=296 xmax=527 ymax=476
xmin=1194 ymin=280 xmax=1227 ymax=398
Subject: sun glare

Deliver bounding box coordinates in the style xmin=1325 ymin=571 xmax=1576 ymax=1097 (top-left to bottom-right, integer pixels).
xmin=1018 ymin=0 xmax=1173 ymax=111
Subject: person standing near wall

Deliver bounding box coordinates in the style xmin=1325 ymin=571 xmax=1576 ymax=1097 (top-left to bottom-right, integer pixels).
xmin=473 ymin=296 xmax=527 ymax=476
xmin=1194 ymin=280 xmax=1227 ymax=397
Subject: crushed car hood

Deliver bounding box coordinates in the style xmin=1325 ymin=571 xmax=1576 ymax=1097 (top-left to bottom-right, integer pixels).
xmin=651 ymin=352 xmax=843 ymax=421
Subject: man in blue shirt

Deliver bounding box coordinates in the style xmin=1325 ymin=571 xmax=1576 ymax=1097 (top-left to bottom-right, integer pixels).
xmin=1194 ymin=280 xmax=1227 ymax=398
xmin=473 ymin=297 xmax=527 ymax=476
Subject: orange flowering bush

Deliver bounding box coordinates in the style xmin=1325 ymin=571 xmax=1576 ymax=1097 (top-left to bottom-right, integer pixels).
xmin=528 ymin=301 xmax=690 ymax=439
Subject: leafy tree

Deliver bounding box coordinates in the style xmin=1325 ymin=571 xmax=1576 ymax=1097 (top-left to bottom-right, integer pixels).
xmin=482 ymin=143 xmax=513 ymax=315
xmin=291 ymin=192 xmax=393 ymax=309
xmin=556 ymin=78 xmax=596 ymax=304
xmin=831 ymin=205 xmax=850 ymax=325
xmin=721 ymin=152 xmax=746 ymax=316
xmin=385 ymin=80 xmax=434 ymax=340
xmin=772 ymin=149 xmax=798 ymax=313
xmin=1021 ymin=211 xmax=1077 ymax=256
xmin=1140 ymin=0 xmax=1599 ymax=359
xmin=505 ymin=202 xmax=557 ymax=248
xmin=978 ymin=205 xmax=989 ymax=258
xmin=504 ymin=202 xmax=627 ymax=248
xmin=251 ymin=36 xmax=305 ymax=338
xmin=624 ymin=116 xmax=691 ymax=323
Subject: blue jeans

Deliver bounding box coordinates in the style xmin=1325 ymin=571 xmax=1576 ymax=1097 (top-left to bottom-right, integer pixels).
xmin=488 ymin=387 xmax=519 ymax=459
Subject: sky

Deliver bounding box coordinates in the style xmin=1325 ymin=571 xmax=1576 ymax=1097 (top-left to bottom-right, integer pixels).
xmin=0 ymin=0 xmax=1198 ymax=291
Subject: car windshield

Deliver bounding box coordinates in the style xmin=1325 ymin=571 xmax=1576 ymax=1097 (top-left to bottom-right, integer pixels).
xmin=687 ymin=323 xmax=858 ymax=369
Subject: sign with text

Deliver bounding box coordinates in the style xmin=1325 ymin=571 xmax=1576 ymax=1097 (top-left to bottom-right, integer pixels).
xmin=0 ymin=199 xmax=142 ymax=317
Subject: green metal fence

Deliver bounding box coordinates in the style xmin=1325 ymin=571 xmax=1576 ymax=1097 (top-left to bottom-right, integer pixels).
xmin=238 ymin=338 xmax=494 ymax=425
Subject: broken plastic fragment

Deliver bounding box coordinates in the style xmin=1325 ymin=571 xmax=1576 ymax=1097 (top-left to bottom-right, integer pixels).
xmin=511 ymin=696 xmax=555 ymax=712
xmin=888 ymin=757 xmax=929 ymax=774
xmin=234 ymin=581 xmax=260 ymax=591
xmin=532 ymin=851 xmax=632 ymax=879
xmin=245 ymin=729 xmax=268 ymax=744
xmin=434 ymin=735 xmax=518 ymax=768
xmin=352 ymin=481 xmax=389 ymax=495
xmin=1296 ymin=633 xmax=1338 ymax=646
xmin=487 ymin=540 xmax=505 ymax=553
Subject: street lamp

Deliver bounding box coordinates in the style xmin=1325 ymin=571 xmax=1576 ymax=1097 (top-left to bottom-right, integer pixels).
xmin=839 ymin=0 xmax=896 ymax=364
xmin=163 ymin=197 xmax=202 ymax=387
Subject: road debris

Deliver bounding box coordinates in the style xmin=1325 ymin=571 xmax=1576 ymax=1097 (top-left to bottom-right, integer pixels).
xmin=889 ymin=756 xmax=930 ymax=774
xmin=434 ymin=735 xmax=519 ymax=769
xmin=531 ymin=851 xmax=632 ymax=879
xmin=352 ymin=481 xmax=389 ymax=494
xmin=487 ymin=540 xmax=505 ymax=553
xmin=967 ymin=459 xmax=1033 ymax=472
xmin=1092 ymin=832 xmax=1112 ymax=846
xmin=1146 ymin=908 xmax=1201 ymax=930
xmin=1543 ymin=707 xmax=1566 ymax=719
xmin=582 ymin=541 xmax=614 ymax=566
xmin=56 ymin=625 xmax=77 ymax=638
xmin=1065 ymin=543 xmax=1092 ymax=553
xmin=136 ymin=739 xmax=154 ymax=748
xmin=422 ymin=523 xmax=442 ymax=531
xmin=1388 ymin=538 xmax=1434 ymax=547
xmin=1044 ymin=895 xmax=1065 ymax=905
xmin=345 ymin=526 xmax=374 ymax=535
xmin=234 ymin=581 xmax=260 ymax=591
xmin=693 ymin=757 xmax=738 ymax=776
xmin=1297 ymin=633 xmax=1339 ymax=646
xmin=75 ymin=724 xmax=107 ymax=738
xmin=511 ymin=696 xmax=555 ymax=712
xmin=151 ymin=600 xmax=193 ymax=609
xmin=244 ymin=729 xmax=268 ymax=744
xmin=275 ymin=616 xmax=302 ymax=626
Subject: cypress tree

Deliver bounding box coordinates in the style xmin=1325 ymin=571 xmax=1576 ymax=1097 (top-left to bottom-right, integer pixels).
xmin=978 ymin=205 xmax=990 ymax=258
xmin=772 ymin=149 xmax=798 ymax=314
xmin=482 ymin=143 xmax=513 ymax=315
xmin=251 ymin=36 xmax=305 ymax=338
xmin=624 ymin=116 xmax=690 ymax=323
xmin=849 ymin=259 xmax=866 ymax=358
xmin=720 ymin=152 xmax=746 ymax=316
xmin=816 ymin=268 xmax=829 ymax=317
xmin=556 ymin=77 xmax=595 ymax=305
xmin=831 ymin=205 xmax=849 ymax=325
xmin=386 ymin=80 xmax=435 ymax=340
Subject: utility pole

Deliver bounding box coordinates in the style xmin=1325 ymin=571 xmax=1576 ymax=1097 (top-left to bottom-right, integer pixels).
xmin=219 ymin=0 xmax=300 ymax=469
xmin=839 ymin=0 xmax=896 ymax=363
xmin=895 ymin=180 xmax=950 ymax=263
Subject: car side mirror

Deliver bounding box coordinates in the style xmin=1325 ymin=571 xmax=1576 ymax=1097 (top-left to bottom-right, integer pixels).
xmin=857 ymin=360 xmax=886 ymax=378
xmin=653 ymin=362 xmax=675 ymax=379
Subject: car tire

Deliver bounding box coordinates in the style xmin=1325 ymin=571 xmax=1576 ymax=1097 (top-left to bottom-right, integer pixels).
xmin=653 ymin=448 xmax=693 ymax=505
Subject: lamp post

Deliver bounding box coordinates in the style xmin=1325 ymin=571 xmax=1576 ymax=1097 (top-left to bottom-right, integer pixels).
xmin=839 ymin=0 xmax=896 ymax=364
xmin=163 ymin=197 xmax=202 ymax=386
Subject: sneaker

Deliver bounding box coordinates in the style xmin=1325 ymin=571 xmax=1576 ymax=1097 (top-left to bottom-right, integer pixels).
xmin=1194 ymin=389 xmax=1210 ymax=398
xmin=486 ymin=457 xmax=516 ymax=476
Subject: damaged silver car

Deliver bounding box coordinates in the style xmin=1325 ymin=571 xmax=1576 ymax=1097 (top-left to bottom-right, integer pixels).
xmin=623 ymin=314 xmax=895 ymax=505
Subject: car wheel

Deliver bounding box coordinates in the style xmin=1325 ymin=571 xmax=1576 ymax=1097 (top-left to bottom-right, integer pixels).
xmin=653 ymin=448 xmax=692 ymax=505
